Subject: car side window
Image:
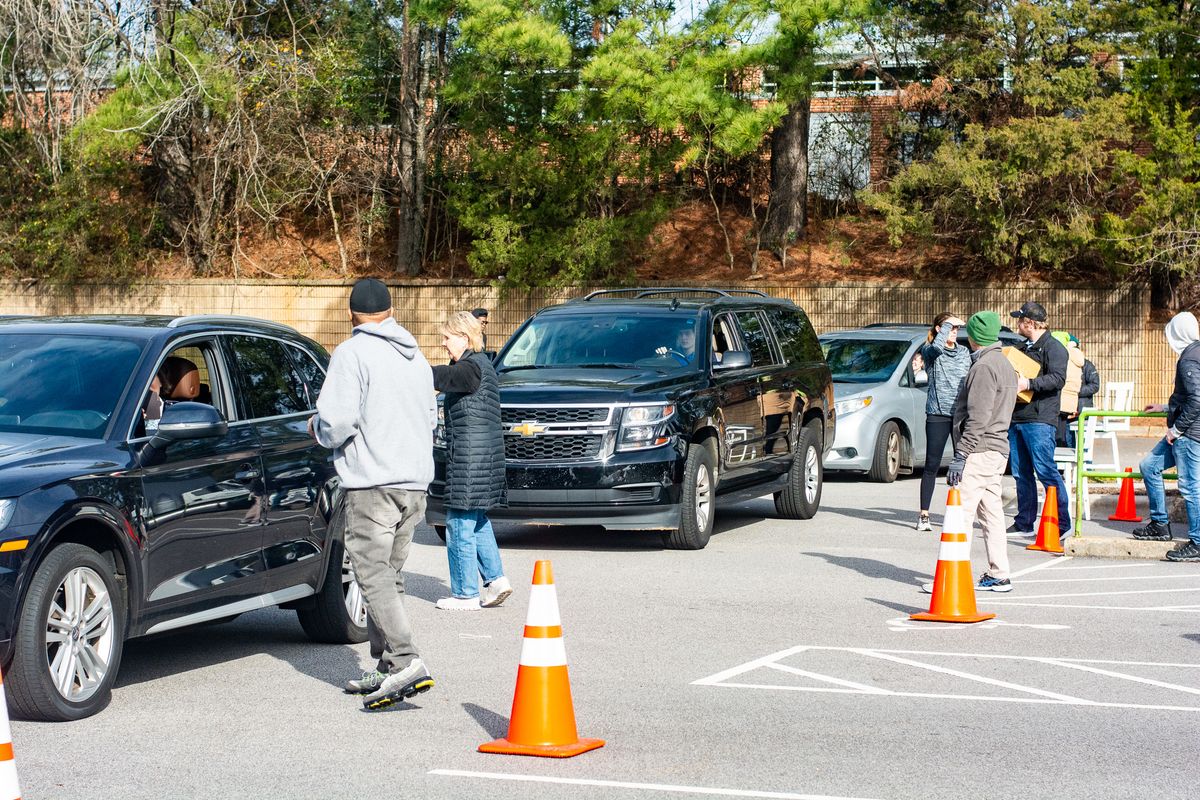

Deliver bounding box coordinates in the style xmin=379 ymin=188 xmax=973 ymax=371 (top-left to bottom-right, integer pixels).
xmin=734 ymin=311 xmax=776 ymax=368
xmin=227 ymin=336 xmax=310 ymax=419
xmin=765 ymin=308 xmax=821 ymax=365
xmin=134 ymin=340 xmax=224 ymax=439
xmin=285 ymin=345 xmax=326 ymax=409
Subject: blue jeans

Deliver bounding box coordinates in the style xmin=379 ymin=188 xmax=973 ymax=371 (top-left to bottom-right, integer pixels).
xmin=1141 ymin=436 xmax=1200 ymax=545
xmin=1009 ymin=422 xmax=1071 ymax=533
xmin=445 ymin=508 xmax=504 ymax=599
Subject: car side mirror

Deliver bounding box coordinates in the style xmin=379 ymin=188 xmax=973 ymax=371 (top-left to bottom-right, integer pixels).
xmin=914 ymin=370 xmax=929 ymax=387
xmin=714 ymin=350 xmax=752 ymax=371
xmin=140 ymin=402 xmax=228 ymax=467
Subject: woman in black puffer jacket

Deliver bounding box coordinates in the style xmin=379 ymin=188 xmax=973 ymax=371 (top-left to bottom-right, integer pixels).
xmin=431 ymin=311 xmax=511 ymax=612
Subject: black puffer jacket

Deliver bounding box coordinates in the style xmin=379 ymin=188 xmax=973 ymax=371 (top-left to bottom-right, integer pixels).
xmin=433 ymin=351 xmax=506 ymax=511
xmin=1168 ymin=341 xmax=1200 ymax=444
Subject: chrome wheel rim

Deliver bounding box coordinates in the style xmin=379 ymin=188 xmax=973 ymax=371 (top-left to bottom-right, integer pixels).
xmin=46 ymin=566 xmax=115 ymax=703
xmin=694 ymin=463 xmax=712 ymax=531
xmin=804 ymin=446 xmax=820 ymax=503
xmin=886 ymin=430 xmax=901 ymax=476
xmin=342 ymin=551 xmax=368 ymax=628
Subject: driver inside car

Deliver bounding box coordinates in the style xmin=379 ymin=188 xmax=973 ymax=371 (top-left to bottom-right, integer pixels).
xmin=655 ymin=326 xmax=697 ymax=364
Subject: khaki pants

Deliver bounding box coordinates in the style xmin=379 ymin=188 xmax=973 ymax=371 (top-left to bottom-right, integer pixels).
xmin=957 ymin=451 xmax=1010 ymax=580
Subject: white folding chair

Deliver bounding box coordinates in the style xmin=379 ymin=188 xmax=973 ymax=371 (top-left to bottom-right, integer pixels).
xmin=1092 ymin=381 xmax=1134 ymax=473
xmin=1054 ymin=415 xmax=1097 ymax=522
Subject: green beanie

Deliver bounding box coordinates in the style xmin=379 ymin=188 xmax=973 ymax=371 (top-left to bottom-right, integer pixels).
xmin=967 ymin=311 xmax=1000 ymax=347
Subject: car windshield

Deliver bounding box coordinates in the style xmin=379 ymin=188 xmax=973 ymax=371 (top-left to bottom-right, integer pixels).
xmin=820 ymin=338 xmax=911 ymax=384
xmin=0 ymin=333 xmax=144 ymax=438
xmin=496 ymin=313 xmax=703 ymax=372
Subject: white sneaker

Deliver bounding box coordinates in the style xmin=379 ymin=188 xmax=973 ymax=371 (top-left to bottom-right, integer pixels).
xmin=435 ymin=596 xmax=482 ymax=611
xmin=481 ymin=576 xmax=513 ymax=608
xmin=915 ymin=514 xmax=933 ymax=532
xmin=919 ymin=582 xmax=934 ymax=594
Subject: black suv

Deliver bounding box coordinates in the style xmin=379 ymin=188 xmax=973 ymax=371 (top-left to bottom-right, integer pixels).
xmin=0 ymin=316 xmax=361 ymax=721
xmin=427 ymin=289 xmax=834 ymax=549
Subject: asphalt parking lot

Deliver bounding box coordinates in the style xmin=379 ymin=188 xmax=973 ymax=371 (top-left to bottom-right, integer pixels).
xmin=12 ymin=474 xmax=1200 ymax=800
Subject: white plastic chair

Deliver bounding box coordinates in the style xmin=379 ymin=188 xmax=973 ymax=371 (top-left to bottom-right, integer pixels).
xmin=1092 ymin=381 xmax=1134 ymax=473
xmin=1054 ymin=415 xmax=1097 ymax=522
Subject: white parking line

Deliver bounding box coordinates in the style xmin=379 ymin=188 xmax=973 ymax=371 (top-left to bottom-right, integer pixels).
xmin=694 ymin=647 xmax=1200 ymax=712
xmin=1048 ymin=563 xmax=1156 ymax=571
xmin=987 ymin=587 xmax=1200 ymax=600
xmin=980 ymin=601 xmax=1200 ymax=613
xmin=1009 ymin=556 xmax=1073 ymax=579
xmin=1018 ymin=573 xmax=1200 ymax=584
xmin=429 ymin=769 xmax=888 ymax=800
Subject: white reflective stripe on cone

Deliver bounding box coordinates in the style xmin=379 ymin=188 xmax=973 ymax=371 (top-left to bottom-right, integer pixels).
xmin=941 ymin=505 xmax=967 ymax=534
xmin=519 ymin=636 xmax=569 ymax=668
xmin=937 ymin=541 xmax=972 ymax=562
xmin=524 ymin=585 xmax=562 ymax=627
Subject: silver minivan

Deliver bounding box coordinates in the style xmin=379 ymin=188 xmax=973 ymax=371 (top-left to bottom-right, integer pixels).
xmin=819 ymin=324 xmax=1023 ymax=482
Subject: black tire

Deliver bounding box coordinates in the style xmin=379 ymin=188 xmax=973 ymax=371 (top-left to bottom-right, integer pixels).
xmin=774 ymin=422 xmax=823 ymax=519
xmin=868 ymin=420 xmax=902 ymax=483
xmin=7 ymin=543 xmax=126 ymax=721
xmin=433 ymin=524 xmax=446 ymax=542
xmin=663 ymin=442 xmax=716 ymax=550
xmin=296 ymin=537 xmax=368 ymax=644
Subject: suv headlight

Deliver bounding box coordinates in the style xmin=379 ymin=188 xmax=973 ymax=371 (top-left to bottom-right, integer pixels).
xmin=834 ymin=396 xmax=873 ymax=417
xmin=617 ymin=404 xmax=675 ymax=452
xmin=433 ymin=402 xmax=447 ymax=449
xmin=0 ymin=499 xmax=14 ymax=531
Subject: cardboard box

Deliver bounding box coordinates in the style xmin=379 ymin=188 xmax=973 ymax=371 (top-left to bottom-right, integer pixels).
xmin=1003 ymin=346 xmax=1039 ymax=403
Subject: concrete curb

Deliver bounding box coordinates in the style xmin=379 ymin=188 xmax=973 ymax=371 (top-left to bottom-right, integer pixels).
xmin=1062 ymin=537 xmax=1175 ymax=560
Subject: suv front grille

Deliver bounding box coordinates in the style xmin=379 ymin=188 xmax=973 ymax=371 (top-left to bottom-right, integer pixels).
xmin=502 ymin=406 xmax=610 ymax=425
xmin=506 ymin=434 xmax=603 ymax=461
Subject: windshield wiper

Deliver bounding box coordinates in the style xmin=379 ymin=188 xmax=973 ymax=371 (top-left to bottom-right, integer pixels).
xmin=497 ymin=364 xmax=547 ymax=373
xmin=572 ymin=363 xmax=635 ymax=369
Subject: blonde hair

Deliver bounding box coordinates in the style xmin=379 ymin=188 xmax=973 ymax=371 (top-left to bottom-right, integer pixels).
xmin=441 ymin=310 xmax=484 ymax=352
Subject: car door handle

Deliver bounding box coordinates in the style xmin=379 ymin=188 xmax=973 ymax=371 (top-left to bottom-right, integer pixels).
xmin=236 ymin=468 xmax=261 ymax=482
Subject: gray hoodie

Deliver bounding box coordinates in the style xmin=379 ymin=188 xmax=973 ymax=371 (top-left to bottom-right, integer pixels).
xmin=313 ymin=318 xmax=436 ymax=490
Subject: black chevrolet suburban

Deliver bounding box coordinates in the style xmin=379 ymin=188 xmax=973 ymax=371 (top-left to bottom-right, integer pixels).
xmin=426 ymin=288 xmax=834 ymax=549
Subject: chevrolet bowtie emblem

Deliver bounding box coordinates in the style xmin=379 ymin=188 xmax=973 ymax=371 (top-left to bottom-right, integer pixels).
xmin=511 ymin=422 xmax=546 ymax=437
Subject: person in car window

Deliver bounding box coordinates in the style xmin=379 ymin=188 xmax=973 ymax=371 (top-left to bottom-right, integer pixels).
xmin=158 ymin=356 xmax=201 ymax=403
xmin=916 ymin=313 xmax=969 ymax=532
xmin=308 ymin=278 xmax=438 ymax=709
xmin=431 ymin=310 xmax=511 ymax=611
xmin=655 ymin=324 xmax=697 ymax=364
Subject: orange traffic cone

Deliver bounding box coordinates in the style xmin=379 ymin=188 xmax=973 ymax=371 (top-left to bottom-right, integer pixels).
xmin=1109 ymin=467 xmax=1143 ymax=522
xmin=911 ymin=488 xmax=995 ymax=624
xmin=479 ymin=560 xmax=604 ymax=758
xmin=1027 ymin=485 xmax=1064 ymax=553
xmin=0 ymin=668 xmax=22 ymax=800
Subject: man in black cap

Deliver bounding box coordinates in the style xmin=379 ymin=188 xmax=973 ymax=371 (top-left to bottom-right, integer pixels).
xmin=471 ymin=307 xmax=489 ymax=351
xmin=309 ymin=277 xmax=438 ymax=709
xmin=1007 ymin=301 xmax=1071 ymax=537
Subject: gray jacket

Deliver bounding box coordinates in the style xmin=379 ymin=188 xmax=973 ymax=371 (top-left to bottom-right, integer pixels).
xmin=920 ymin=321 xmax=970 ymax=417
xmin=951 ymin=342 xmax=1017 ymax=457
xmin=313 ymin=318 xmax=437 ymax=490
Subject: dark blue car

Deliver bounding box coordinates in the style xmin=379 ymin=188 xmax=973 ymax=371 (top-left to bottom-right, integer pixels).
xmin=0 ymin=315 xmax=363 ymax=720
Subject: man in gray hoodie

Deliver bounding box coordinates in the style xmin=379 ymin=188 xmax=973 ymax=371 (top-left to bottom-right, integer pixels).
xmin=309 ymin=278 xmax=438 ymax=708
xmin=946 ymin=311 xmax=1018 ymax=591
xmin=1134 ymin=312 xmax=1200 ymax=562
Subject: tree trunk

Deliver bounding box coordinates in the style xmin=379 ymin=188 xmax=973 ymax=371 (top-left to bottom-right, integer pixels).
xmin=761 ymin=98 xmax=810 ymax=257
xmin=394 ymin=11 xmax=432 ymax=277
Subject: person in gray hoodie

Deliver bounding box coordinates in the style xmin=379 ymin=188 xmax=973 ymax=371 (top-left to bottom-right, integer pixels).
xmin=308 ymin=278 xmax=438 ymax=709
xmin=946 ymin=311 xmax=1017 ymax=591
xmin=916 ymin=312 xmax=970 ymax=530
xmin=1134 ymin=311 xmax=1200 ymax=562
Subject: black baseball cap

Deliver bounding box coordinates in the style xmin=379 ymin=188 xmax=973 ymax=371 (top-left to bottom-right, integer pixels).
xmin=1009 ymin=301 xmax=1048 ymax=322
xmin=349 ymin=278 xmax=392 ymax=313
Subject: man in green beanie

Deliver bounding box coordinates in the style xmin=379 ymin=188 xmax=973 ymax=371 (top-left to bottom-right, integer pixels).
xmin=947 ymin=311 xmax=1019 ymax=592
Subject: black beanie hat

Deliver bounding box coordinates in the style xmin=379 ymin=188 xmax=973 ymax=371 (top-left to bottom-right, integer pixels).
xmin=349 ymin=279 xmax=391 ymax=313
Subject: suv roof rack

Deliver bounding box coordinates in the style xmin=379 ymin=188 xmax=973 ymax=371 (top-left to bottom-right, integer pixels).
xmin=580 ymin=287 xmax=770 ymax=301
xmin=167 ymin=314 xmax=296 ymax=333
